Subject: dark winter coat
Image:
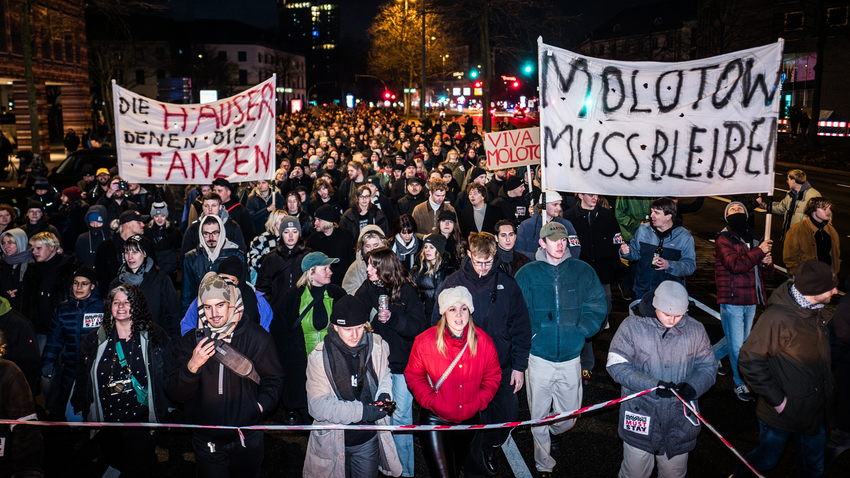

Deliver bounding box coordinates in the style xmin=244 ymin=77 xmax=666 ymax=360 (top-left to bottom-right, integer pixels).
xmin=256 ymin=246 xmax=309 ymax=298
xmin=96 ymin=195 xmax=138 ymax=226
xmin=562 ymin=204 xmax=622 ymax=284
xmin=147 ymin=221 xmax=182 ymax=276
xmin=246 ymin=190 xmax=285 ymax=235
xmin=411 ymin=259 xmax=457 ymax=318
xmin=22 ymin=253 xmax=79 ymax=335
xmin=110 ymin=264 xmax=181 ymax=343
xmin=181 ymin=243 xmax=245 ymax=313
xmin=396 ymin=191 xmax=427 ymax=217
xmin=305 ymin=228 xmax=356 ymax=287
xmin=354 ymin=280 xmax=427 ymax=374
xmin=41 ymin=292 xmax=104 ymax=402
xmin=0 ymin=307 xmax=40 ymax=393
xmin=222 ymin=198 xmax=257 ymax=244
xmin=73 ymin=323 xmax=173 ymax=424
xmin=166 ymin=319 xmax=283 ymax=442
xmin=458 ymin=204 xmax=505 ymax=239
xmin=20 ymin=219 xmax=63 ymax=248
xmin=0 ymin=359 xmax=43 ymax=476
xmin=340 ymin=206 xmax=389 ymax=240
xmin=94 ymin=234 xmax=156 ymax=298
xmin=74 ymin=205 xmax=111 ymax=268
xmin=739 ymin=281 xmax=834 ymax=435
xmin=180 ymin=212 xmax=246 ymax=261
xmin=432 ymin=256 xmax=532 ymax=372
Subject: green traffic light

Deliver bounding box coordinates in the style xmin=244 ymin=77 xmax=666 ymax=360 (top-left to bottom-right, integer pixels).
xmin=470 ymin=70 xmax=478 ymax=78
xmin=524 ymin=65 xmax=533 ymax=74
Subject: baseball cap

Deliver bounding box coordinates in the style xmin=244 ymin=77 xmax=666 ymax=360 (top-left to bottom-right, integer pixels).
xmin=540 ymin=222 xmax=569 ymax=241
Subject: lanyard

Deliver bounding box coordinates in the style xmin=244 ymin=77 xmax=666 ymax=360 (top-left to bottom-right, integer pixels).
xmin=115 ymin=340 xmax=148 ymax=406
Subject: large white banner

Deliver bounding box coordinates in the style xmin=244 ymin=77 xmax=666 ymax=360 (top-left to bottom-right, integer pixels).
xmin=113 ymin=76 xmax=276 ymax=184
xmin=539 ymin=40 xmax=782 ymax=197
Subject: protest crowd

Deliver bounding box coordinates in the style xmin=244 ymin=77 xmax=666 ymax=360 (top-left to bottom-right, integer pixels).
xmin=1 ymin=105 xmax=848 ymax=478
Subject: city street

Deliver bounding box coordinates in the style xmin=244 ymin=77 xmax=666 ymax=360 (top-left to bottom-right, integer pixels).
xmin=40 ymin=182 xmax=850 ymax=477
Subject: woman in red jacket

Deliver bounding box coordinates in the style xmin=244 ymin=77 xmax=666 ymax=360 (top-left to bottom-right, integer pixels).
xmin=405 ymin=286 xmax=501 ymax=478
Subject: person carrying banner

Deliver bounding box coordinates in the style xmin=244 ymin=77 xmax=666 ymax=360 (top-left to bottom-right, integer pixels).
xmin=515 ymin=222 xmax=606 ymax=477
xmin=167 ymin=272 xmax=283 ymax=478
xmin=732 ymin=260 xmax=837 ymax=478
xmin=756 ymin=169 xmax=821 ymax=242
xmin=619 ymin=198 xmax=696 ymax=301
xmin=607 ymin=281 xmax=717 ymax=478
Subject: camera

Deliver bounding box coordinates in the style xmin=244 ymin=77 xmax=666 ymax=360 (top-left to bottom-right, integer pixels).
xmin=107 ymin=377 xmax=132 ymax=395
xmin=118 ymin=180 xmax=130 ymax=191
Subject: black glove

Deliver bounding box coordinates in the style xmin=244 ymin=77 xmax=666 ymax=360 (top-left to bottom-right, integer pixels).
xmin=362 ymin=403 xmax=388 ymax=423
xmin=656 ymin=381 xmax=675 ymax=398
xmin=675 ymin=383 xmax=697 ymax=401
xmin=376 ymin=393 xmax=391 ymax=404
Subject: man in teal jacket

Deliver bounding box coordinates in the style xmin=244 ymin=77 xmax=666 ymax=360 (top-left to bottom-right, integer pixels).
xmin=515 ymin=222 xmax=607 ymax=477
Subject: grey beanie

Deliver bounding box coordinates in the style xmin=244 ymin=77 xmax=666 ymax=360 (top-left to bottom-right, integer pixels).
xmin=724 ymin=201 xmax=748 ymax=220
xmin=279 ymin=215 xmax=302 ymax=236
xmin=150 ymin=201 xmax=169 ymax=218
xmin=652 ymin=281 xmax=689 ymax=316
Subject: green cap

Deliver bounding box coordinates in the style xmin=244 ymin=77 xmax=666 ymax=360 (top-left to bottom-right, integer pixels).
xmin=540 ymin=222 xmax=569 ymax=241
xmin=301 ymin=251 xmax=339 ymax=272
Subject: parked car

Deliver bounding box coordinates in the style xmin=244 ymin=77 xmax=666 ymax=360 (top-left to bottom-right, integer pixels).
xmin=48 ymin=148 xmax=117 ymax=191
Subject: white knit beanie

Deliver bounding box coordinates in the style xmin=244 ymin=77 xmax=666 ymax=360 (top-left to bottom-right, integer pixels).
xmin=438 ymin=286 xmax=475 ymax=315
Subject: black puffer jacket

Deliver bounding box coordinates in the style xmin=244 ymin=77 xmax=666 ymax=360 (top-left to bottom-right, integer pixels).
xmin=411 ymin=259 xmax=457 ymax=318
xmin=255 ymin=245 xmax=309 ymax=297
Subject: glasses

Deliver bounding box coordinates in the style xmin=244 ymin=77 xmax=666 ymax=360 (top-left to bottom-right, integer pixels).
xmin=202 ymin=230 xmax=221 ymax=238
xmin=471 ymin=258 xmax=494 ymax=267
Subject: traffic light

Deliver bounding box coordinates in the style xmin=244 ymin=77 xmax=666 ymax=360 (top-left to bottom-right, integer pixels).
xmin=469 ymin=69 xmax=479 ymax=79
xmin=523 ymin=63 xmax=533 ymax=75
xmin=474 ymin=81 xmax=482 ymax=88
xmin=384 ymin=92 xmax=391 ymax=99
xmin=512 ymin=81 xmax=520 ymax=88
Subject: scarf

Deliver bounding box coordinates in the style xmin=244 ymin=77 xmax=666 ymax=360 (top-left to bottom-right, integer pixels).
xmin=196 ymin=275 xmax=244 ymax=343
xmin=324 ymin=327 xmax=377 ymax=403
xmin=725 ymin=213 xmax=754 ymax=244
xmin=392 ymin=233 xmax=419 ymax=266
xmin=497 ymin=246 xmax=513 ymax=265
xmin=117 ymin=256 xmax=154 ymax=286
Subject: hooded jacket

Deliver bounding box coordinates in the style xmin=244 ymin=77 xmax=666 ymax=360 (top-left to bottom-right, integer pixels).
xmin=739 ymin=281 xmax=834 ymax=435
xmin=180 ymin=208 xmax=246 ymax=261
xmin=515 ymin=252 xmax=607 ymax=363
xmin=146 ymin=219 xmax=182 ymax=276
xmin=181 ymin=215 xmax=246 ymax=312
xmin=620 ymin=220 xmax=696 ymax=300
xmin=74 ymin=205 xmax=111 ymax=268
xmin=606 ymin=294 xmax=717 ymax=457
xmin=432 ymin=256 xmax=531 ymax=372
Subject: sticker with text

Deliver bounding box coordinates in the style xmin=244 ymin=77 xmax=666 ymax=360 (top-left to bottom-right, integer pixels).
xmin=624 ymin=412 xmax=650 ymax=435
xmin=613 ymin=232 xmax=623 ymax=244
xmin=568 ymin=235 xmax=581 ymax=247
xmin=84 ymin=313 xmax=104 ymax=329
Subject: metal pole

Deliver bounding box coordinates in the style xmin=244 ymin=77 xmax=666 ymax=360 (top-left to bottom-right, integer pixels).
xmin=420 ymin=0 xmax=426 ymax=120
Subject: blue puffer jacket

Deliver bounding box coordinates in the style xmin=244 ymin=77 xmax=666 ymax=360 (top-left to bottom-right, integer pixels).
xmin=515 ymin=215 xmax=581 ymax=260
xmin=41 ymin=291 xmax=104 ymax=401
xmin=620 ymin=221 xmax=696 ymax=299
xmin=515 ymin=253 xmax=607 ymax=363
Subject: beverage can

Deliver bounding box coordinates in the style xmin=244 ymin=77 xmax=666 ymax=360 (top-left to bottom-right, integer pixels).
xmin=378 ymin=294 xmax=389 ymax=313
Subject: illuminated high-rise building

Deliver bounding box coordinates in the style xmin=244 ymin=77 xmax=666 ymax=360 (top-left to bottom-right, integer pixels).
xmin=279 ymin=1 xmax=339 ymax=100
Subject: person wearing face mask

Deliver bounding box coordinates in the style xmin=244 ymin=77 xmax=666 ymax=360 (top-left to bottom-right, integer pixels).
xmin=303 ymin=294 xmax=402 ymax=478
xmin=270 ymin=252 xmax=346 ymax=426
xmin=406 ymin=286 xmax=502 ymax=478
xmin=167 ymin=273 xmax=283 ymax=478
xmin=75 ymin=206 xmax=111 ymax=268
xmin=72 ymin=284 xmax=172 ymax=478
xmin=22 ymin=232 xmax=80 ymax=351
xmin=110 ymin=236 xmax=181 ymax=343
xmin=0 ymin=228 xmax=33 ymax=311
xmin=354 ymin=247 xmax=427 ymax=478
xmin=256 ymin=216 xmax=310 ymax=298
xmin=607 ymin=281 xmax=717 ymax=478
xmin=712 ymin=201 xmax=774 ymax=402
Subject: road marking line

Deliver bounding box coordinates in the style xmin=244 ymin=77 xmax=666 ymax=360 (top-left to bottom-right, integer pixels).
xmin=503 ymin=435 xmax=533 ymax=478
xmin=838 ymin=184 xmax=850 ymax=189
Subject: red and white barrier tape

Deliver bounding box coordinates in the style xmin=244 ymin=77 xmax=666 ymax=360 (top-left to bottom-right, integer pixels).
xmin=0 ymin=387 xmax=655 ymax=432
xmin=671 ymin=388 xmax=764 ymax=478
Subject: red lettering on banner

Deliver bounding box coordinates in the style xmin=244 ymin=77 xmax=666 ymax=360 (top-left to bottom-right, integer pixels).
xmin=191 ymin=152 xmax=210 ymax=179
xmin=232 ymin=95 xmax=246 ymax=125
xmin=213 ymin=149 xmax=231 ymax=178
xmin=255 ymin=143 xmax=271 ymax=173
xmin=191 ymin=105 xmax=221 ymax=134
xmin=259 ymin=83 xmax=275 ymax=119
xmin=520 ymin=129 xmax=533 ymax=145
xmin=233 ymin=146 xmax=249 ymax=176
xmin=139 ymin=151 xmax=162 ymax=178
xmin=161 ymin=105 xmax=188 ymax=132
xmin=166 ymin=152 xmax=187 ymax=180
xmin=246 ymin=89 xmax=259 ymax=121
xmin=219 ymin=102 xmax=233 ymax=127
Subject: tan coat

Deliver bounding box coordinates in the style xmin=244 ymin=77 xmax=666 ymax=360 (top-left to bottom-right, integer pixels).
xmin=783 ymin=217 xmax=840 ymax=276
xmin=412 ymin=200 xmax=456 ymax=235
xmin=303 ymin=334 xmax=401 ymax=478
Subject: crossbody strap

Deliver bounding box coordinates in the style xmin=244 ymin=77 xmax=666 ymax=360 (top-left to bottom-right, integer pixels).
xmin=428 ymin=341 xmax=469 ymax=392
xmin=291 ymin=296 xmax=321 ymax=332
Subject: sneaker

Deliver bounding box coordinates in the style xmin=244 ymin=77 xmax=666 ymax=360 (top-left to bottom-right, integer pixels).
xmin=581 ymin=369 xmax=592 ymax=384
xmin=734 ymin=385 xmax=755 ymax=402
xmin=618 ymin=282 xmax=634 ymax=301
xmin=717 ymin=360 xmax=729 ymax=376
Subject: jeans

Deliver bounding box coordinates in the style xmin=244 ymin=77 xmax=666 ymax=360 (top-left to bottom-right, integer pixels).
xmin=713 ymin=304 xmax=756 ymax=387
xmin=391 ymin=373 xmax=414 ymax=477
xmin=733 ymin=420 xmax=825 ymax=477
